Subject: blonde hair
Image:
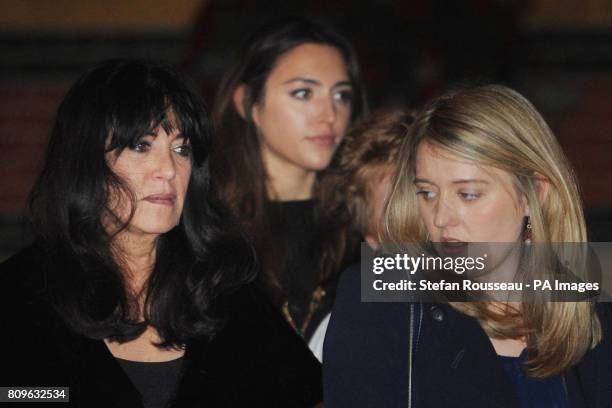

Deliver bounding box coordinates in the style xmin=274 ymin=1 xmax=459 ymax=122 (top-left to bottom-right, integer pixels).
xmin=384 ymin=84 xmax=601 ymax=377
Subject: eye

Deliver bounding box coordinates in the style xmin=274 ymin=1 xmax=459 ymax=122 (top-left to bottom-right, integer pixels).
xmin=333 ymin=89 xmax=354 ymax=105
xmin=131 ymin=140 xmax=151 ymax=153
xmin=290 ymin=88 xmax=312 ymax=100
xmin=416 ymin=189 xmax=437 ymax=201
xmin=172 ymin=143 xmax=192 ymax=158
xmin=460 ymin=192 xmax=479 ymax=201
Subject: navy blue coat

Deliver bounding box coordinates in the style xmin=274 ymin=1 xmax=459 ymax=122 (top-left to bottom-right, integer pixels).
xmin=324 ymin=265 xmax=612 ymax=408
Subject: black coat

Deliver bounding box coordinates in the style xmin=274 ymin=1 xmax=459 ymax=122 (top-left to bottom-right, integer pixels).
xmin=324 ymin=264 xmax=612 ymax=408
xmin=0 ymin=246 xmax=322 ymax=407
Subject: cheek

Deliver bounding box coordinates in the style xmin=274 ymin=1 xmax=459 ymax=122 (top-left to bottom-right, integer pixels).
xmin=335 ymin=108 xmax=351 ymax=134
xmin=276 ymin=108 xmax=307 ymax=136
xmin=259 ymin=95 xmax=308 ymax=131
xmin=103 ymin=182 xmax=134 ymax=231
xmin=417 ymin=201 xmax=437 ymax=234
xmin=258 ymin=106 xmax=310 ymax=155
xmin=174 ymin=163 xmax=192 ymax=199
xmin=461 ymin=200 xmax=523 ymax=241
xmin=107 ymin=156 xmax=141 ymax=194
xmin=258 ymin=105 xmax=305 ymax=146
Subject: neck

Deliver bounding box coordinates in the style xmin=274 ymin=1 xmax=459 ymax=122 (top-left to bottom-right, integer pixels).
xmin=263 ymin=155 xmax=316 ymax=201
xmin=267 ymin=172 xmax=316 ymax=201
xmin=113 ymin=232 xmax=158 ymax=294
xmin=480 ymin=243 xmax=522 ymax=286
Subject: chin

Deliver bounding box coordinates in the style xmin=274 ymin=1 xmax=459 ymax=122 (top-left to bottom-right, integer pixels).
xmin=128 ymin=217 xmax=180 ymax=236
xmin=302 ymin=156 xmax=334 ymax=172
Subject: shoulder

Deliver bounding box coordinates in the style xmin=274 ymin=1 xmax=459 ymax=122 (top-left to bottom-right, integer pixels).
xmin=0 ymin=243 xmax=63 ymax=321
xmin=591 ymin=302 xmax=612 ymax=354
xmin=323 ymin=263 xmax=412 ymax=407
xmin=332 ymin=263 xmax=361 ymax=307
xmin=198 ymin=283 xmax=322 ymax=406
xmin=584 ymin=302 xmax=612 ymax=354
xmin=0 ymin=245 xmax=77 ymax=386
xmin=225 ymin=283 xmax=320 ymax=364
xmin=569 ymin=303 xmax=612 ymax=403
xmin=327 ymin=263 xmax=409 ymax=332
xmin=323 ymin=263 xmax=363 ymax=345
xmin=0 ymin=244 xmax=40 ymax=275
xmin=0 ymin=244 xmax=48 ymax=303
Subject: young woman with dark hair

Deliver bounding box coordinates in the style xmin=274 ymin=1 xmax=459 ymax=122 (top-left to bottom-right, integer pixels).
xmin=0 ymin=59 xmax=322 ymax=407
xmin=212 ymin=17 xmax=367 ymax=355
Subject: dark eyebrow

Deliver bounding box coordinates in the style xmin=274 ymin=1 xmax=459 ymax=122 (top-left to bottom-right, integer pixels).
xmin=282 ymin=77 xmax=352 ymax=88
xmin=332 ymin=80 xmax=352 ymax=89
xmin=283 ymin=77 xmax=320 ymax=85
xmin=144 ymin=131 xmax=186 ymax=140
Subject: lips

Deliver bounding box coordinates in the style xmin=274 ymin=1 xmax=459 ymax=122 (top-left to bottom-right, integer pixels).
xmin=143 ymin=193 xmax=176 ymax=206
xmin=439 ymin=238 xmax=468 ymax=256
xmin=306 ymin=134 xmax=336 ymax=147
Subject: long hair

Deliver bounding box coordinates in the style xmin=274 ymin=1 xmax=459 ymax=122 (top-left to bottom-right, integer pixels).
xmin=29 ymin=59 xmax=256 ymax=347
xmin=384 ymin=84 xmax=600 ymax=377
xmin=212 ymin=17 xmax=366 ymax=300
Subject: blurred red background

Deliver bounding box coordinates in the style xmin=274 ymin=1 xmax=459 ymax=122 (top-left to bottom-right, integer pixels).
xmin=1 ymin=0 xmax=611 ymax=257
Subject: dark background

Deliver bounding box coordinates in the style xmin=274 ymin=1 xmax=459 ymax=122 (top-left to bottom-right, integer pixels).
xmin=1 ymin=0 xmax=611 ymax=259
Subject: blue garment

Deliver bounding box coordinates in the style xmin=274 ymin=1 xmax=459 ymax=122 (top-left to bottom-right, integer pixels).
xmin=324 ymin=264 xmax=612 ymax=408
xmin=499 ymin=350 xmax=568 ymax=408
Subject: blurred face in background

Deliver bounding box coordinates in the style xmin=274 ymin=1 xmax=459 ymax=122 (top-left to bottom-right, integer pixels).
xmin=105 ymin=123 xmax=192 ymax=241
xmin=364 ymin=167 xmax=394 ymax=249
xmin=252 ymin=43 xmax=353 ymax=178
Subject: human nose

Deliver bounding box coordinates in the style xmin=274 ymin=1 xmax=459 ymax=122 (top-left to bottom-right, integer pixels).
xmin=153 ymin=149 xmax=176 ymax=181
xmin=432 ymin=196 xmax=458 ymax=229
xmin=318 ymin=96 xmax=337 ymax=125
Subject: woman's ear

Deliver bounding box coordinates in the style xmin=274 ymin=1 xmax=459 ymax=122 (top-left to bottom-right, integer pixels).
xmin=232 ymin=84 xmax=248 ymax=119
xmin=524 ymin=173 xmax=551 ymax=217
xmin=233 ymin=84 xmax=261 ymax=127
xmin=534 ymin=173 xmax=551 ymax=206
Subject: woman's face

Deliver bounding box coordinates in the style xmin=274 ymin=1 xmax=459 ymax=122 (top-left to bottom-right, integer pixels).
xmin=252 ymin=42 xmax=353 ymax=175
xmin=414 ymin=142 xmax=527 ymax=246
xmin=106 ymin=124 xmax=192 ymax=239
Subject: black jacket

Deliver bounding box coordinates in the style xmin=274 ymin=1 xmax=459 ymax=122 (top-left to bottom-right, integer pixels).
xmin=0 ymin=246 xmax=322 ymax=407
xmin=324 ymin=264 xmax=612 ymax=408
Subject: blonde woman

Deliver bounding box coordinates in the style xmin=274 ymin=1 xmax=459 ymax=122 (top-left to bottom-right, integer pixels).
xmin=323 ymin=85 xmax=612 ymax=407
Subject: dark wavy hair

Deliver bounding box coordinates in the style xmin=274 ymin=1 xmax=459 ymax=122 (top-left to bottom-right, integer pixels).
xmin=29 ymin=59 xmax=256 ymax=347
xmin=212 ymin=17 xmax=367 ymax=301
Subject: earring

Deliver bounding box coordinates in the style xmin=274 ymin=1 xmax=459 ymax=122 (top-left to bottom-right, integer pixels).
xmin=524 ymin=217 xmax=532 ymax=245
